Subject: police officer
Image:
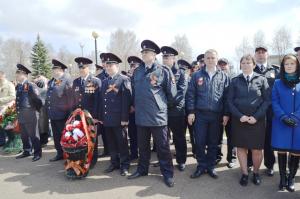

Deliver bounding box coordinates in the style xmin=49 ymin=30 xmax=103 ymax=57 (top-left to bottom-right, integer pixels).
xmin=248 ymin=46 xmax=279 ymax=176
xmin=46 ymin=59 xmax=73 ymax=162
xmin=127 ymin=40 xmax=177 ymax=187
xmin=98 ymin=53 xmax=131 ymax=176
xmin=72 ymin=57 xmax=102 ymax=168
xmin=178 ymin=59 xmax=196 ymax=158
xmin=15 ymin=64 xmax=42 ymax=162
xmin=161 ymin=46 xmax=188 ymax=171
xmin=186 ymin=49 xmax=230 ymax=179
xmin=96 ymin=52 xmax=109 ymax=157
xmin=197 ymin=54 xmax=205 ymax=69
xmin=127 ymin=56 xmax=143 ymax=160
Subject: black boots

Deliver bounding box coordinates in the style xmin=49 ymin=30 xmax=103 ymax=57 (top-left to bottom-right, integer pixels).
xmin=278 ymin=153 xmax=287 ymax=191
xmin=287 ymin=155 xmax=299 ymax=192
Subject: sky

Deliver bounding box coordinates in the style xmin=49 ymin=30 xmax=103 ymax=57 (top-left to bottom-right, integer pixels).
xmin=0 ymin=0 xmax=300 ymax=62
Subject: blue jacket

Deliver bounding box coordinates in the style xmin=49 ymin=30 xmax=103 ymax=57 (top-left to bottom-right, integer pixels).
xmin=168 ymin=65 xmax=188 ymax=117
xmin=96 ymin=70 xmax=109 ymax=81
xmin=72 ymin=75 xmax=101 ymax=118
xmin=46 ymin=74 xmax=73 ymax=120
xmin=99 ymin=73 xmax=132 ymax=127
xmin=272 ymin=79 xmax=300 ymax=151
xmin=132 ymin=62 xmax=177 ymax=126
xmin=186 ymin=68 xmax=229 ymax=114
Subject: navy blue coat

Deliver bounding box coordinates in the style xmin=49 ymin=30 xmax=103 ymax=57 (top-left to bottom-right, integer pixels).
xmin=96 ymin=70 xmax=109 ymax=81
xmin=99 ymin=73 xmax=132 ymax=127
xmin=168 ymin=65 xmax=188 ymax=117
xmin=16 ymin=80 xmax=42 ymax=123
xmin=46 ymin=74 xmax=73 ymax=120
xmin=186 ymin=68 xmax=229 ymax=115
xmin=272 ymin=79 xmax=300 ymax=151
xmin=132 ymin=62 xmax=177 ymax=126
xmin=72 ymin=75 xmax=101 ymax=118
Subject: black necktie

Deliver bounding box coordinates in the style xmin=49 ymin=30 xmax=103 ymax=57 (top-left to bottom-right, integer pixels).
xmin=246 ymin=75 xmax=250 ymax=84
xmin=260 ymin=65 xmax=265 ymax=72
xmin=81 ymin=78 xmax=85 ymax=86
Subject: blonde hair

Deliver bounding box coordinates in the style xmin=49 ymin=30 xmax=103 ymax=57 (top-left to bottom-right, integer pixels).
xmin=205 ymin=49 xmax=218 ymax=57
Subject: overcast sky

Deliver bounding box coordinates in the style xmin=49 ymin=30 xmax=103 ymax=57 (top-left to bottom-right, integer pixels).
xmin=0 ymin=0 xmax=300 ymax=61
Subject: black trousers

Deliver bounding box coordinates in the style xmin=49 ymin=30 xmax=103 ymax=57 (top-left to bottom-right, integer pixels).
xmin=184 ymin=116 xmax=195 ymax=155
xmin=20 ymin=122 xmax=41 ymax=156
xmin=38 ymin=106 xmax=49 ymax=145
xmin=128 ymin=113 xmax=138 ymax=158
xmin=137 ymin=126 xmax=174 ymax=178
xmin=217 ymin=120 xmax=236 ymax=163
xmin=98 ymin=124 xmax=109 ymax=154
xmin=50 ymin=119 xmax=66 ymax=156
xmin=105 ymin=126 xmax=130 ymax=169
xmin=168 ymin=116 xmax=187 ymax=164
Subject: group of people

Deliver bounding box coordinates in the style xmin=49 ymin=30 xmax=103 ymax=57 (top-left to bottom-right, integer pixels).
xmin=1 ymin=39 xmax=300 ymax=191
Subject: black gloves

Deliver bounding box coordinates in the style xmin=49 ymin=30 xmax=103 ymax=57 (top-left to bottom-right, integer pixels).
xmin=281 ymin=116 xmax=297 ymax=127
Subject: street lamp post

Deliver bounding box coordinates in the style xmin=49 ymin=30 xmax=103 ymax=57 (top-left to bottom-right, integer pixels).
xmin=79 ymin=43 xmax=84 ymax=56
xmin=92 ymin=31 xmax=99 ymax=65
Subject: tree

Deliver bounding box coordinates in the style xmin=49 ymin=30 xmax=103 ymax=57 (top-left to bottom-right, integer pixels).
xmin=271 ymin=26 xmax=292 ymax=62
xmin=107 ymin=29 xmax=140 ymax=72
xmin=0 ymin=38 xmax=31 ymax=80
xmin=171 ymin=34 xmax=193 ymax=62
xmin=235 ymin=37 xmax=253 ymax=59
xmin=253 ymin=30 xmax=266 ymax=48
xmin=30 ymin=34 xmax=52 ymax=79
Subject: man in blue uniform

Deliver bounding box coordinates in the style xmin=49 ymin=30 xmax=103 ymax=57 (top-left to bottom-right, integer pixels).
xmin=186 ymin=49 xmax=230 ymax=179
xmin=15 ymin=64 xmax=42 ymax=162
xmin=127 ymin=40 xmax=177 ymax=187
xmin=98 ymin=53 xmax=131 ymax=176
xmin=72 ymin=57 xmax=102 ymax=168
xmin=161 ymin=46 xmax=188 ymax=171
xmin=127 ymin=56 xmax=143 ymax=160
xmin=46 ymin=59 xmax=73 ymax=162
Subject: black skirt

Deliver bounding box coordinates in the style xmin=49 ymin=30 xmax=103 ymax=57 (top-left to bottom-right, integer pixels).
xmin=231 ymin=117 xmax=266 ymax=150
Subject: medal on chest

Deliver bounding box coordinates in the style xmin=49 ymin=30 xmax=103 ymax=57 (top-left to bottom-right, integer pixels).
xmin=106 ymin=83 xmax=118 ymax=94
xmin=150 ymin=73 xmax=158 ymax=86
xmin=85 ymin=81 xmax=96 ymax=94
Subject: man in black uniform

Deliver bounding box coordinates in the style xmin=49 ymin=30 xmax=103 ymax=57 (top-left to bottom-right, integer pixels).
xmin=98 ymin=53 xmax=131 ymax=176
xmin=15 ymin=64 xmax=42 ymax=162
xmin=127 ymin=56 xmax=143 ymax=160
xmin=72 ymin=57 xmax=102 ymax=168
xmin=127 ymin=40 xmax=177 ymax=187
xmin=46 ymin=59 xmax=73 ymax=162
xmin=252 ymin=46 xmax=279 ymax=176
xmin=96 ymin=53 xmax=109 ymax=157
xmin=161 ymin=46 xmax=188 ymax=171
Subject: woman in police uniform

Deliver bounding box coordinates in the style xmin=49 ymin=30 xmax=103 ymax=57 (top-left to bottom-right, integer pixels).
xmin=228 ymin=54 xmax=270 ymax=186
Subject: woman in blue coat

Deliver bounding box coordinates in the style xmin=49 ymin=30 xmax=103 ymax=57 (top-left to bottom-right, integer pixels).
xmin=272 ymin=54 xmax=300 ymax=192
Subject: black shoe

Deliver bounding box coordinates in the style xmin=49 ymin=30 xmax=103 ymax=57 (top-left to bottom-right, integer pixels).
xmin=164 ymin=177 xmax=174 ymax=187
xmin=239 ymin=174 xmax=249 ymax=186
xmin=177 ymin=163 xmax=186 ymax=171
xmin=265 ymin=168 xmax=274 ymax=177
xmin=152 ymin=161 xmax=160 ymax=167
xmin=32 ymin=155 xmax=41 ymax=162
xmin=252 ymin=173 xmax=261 ymax=185
xmin=215 ymin=158 xmax=222 ymax=165
xmin=127 ymin=171 xmax=147 ymax=179
xmin=247 ymin=166 xmax=252 ymax=173
xmin=49 ymin=155 xmax=63 ymax=162
xmin=190 ymin=168 xmax=205 ymax=179
xmin=120 ymin=169 xmax=129 ymax=176
xmin=207 ymin=169 xmax=218 ymax=179
xmin=104 ymin=164 xmax=119 ymax=173
xmin=16 ymin=152 xmax=30 ymax=159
